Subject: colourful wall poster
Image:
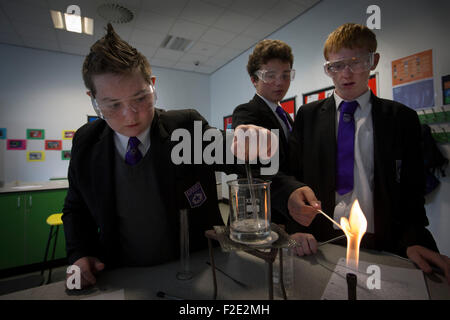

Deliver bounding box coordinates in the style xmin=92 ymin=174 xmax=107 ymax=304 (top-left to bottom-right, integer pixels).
xmin=280 ymin=96 xmax=296 ymax=120
xmin=62 ymin=130 xmax=75 ymax=140
xmin=393 ymin=78 xmax=435 ymax=110
xmin=27 ymin=151 xmax=45 ymax=162
xmin=443 ymin=75 xmax=450 ymax=105
xmin=87 ymin=115 xmax=100 ymax=123
xmin=27 ymin=129 xmax=45 ymax=140
xmin=7 ymin=139 xmax=26 ymax=150
xmin=392 ymin=49 xmax=433 ymax=87
xmin=0 ymin=128 xmax=6 ymax=139
xmin=45 ymin=140 xmax=62 ymax=150
xmin=223 ymin=115 xmax=232 ymax=131
xmin=62 ymin=150 xmax=71 ymax=160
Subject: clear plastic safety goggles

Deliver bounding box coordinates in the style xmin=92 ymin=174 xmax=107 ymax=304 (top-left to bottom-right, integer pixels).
xmin=254 ymin=69 xmax=295 ymax=84
xmin=91 ymin=84 xmax=156 ymax=120
xmin=324 ymin=52 xmax=375 ymax=76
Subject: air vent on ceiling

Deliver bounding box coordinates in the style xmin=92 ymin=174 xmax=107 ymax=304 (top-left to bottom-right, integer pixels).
xmin=97 ymin=3 xmax=133 ymax=23
xmin=160 ymin=35 xmax=193 ymax=52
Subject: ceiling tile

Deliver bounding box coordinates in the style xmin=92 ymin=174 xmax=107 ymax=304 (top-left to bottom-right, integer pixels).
xmin=260 ymin=0 xmax=306 ymax=26
xmin=130 ymin=28 xmax=166 ymax=47
xmin=226 ymin=34 xmax=258 ymax=50
xmin=2 ymin=1 xmax=53 ymax=28
xmin=141 ymin=0 xmax=189 ymax=18
xmin=213 ymin=10 xmax=254 ymax=34
xmin=153 ymin=47 xmax=185 ymax=62
xmin=201 ymin=0 xmax=234 ymax=8
xmin=204 ymin=57 xmax=229 ymax=68
xmin=137 ymin=44 xmax=159 ymax=60
xmin=173 ymin=61 xmax=195 ymax=72
xmin=187 ymin=41 xmax=221 ymax=57
xmin=56 ymin=29 xmax=95 ymax=47
xmin=290 ymin=0 xmax=320 ymax=8
xmin=150 ymin=58 xmax=176 ymax=68
xmin=179 ymin=0 xmax=225 ymax=26
xmin=134 ymin=10 xmax=176 ymax=34
xmin=213 ymin=46 xmax=242 ymax=61
xmin=229 ymin=0 xmax=278 ymax=19
xmin=242 ymin=20 xmax=279 ymax=39
xmin=169 ymin=19 xmax=208 ymax=41
xmin=12 ymin=22 xmax=57 ymax=41
xmin=0 ymin=31 xmax=24 ymax=47
xmin=194 ymin=64 xmax=217 ymax=74
xmin=178 ymin=52 xmax=209 ymax=64
xmin=200 ymin=28 xmax=236 ymax=46
xmin=0 ymin=10 xmax=14 ymax=31
xmin=0 ymin=0 xmax=319 ymax=74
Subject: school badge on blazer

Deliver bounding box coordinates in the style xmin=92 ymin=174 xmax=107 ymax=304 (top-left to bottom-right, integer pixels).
xmin=184 ymin=182 xmax=207 ymax=208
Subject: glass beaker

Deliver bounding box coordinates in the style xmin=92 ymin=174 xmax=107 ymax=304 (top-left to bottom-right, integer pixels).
xmin=227 ymin=179 xmax=271 ymax=243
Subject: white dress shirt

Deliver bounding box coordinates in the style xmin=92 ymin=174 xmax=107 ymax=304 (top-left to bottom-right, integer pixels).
xmin=333 ymin=89 xmax=375 ymax=233
xmin=114 ymin=126 xmax=151 ymax=160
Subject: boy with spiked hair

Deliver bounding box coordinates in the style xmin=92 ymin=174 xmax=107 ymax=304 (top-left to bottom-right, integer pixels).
xmin=63 ymin=24 xmax=274 ymax=288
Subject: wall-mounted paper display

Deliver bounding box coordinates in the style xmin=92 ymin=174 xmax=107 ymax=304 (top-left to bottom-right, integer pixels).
xmin=62 ymin=150 xmax=71 ymax=160
xmin=27 ymin=151 xmax=45 ymax=162
xmin=87 ymin=115 xmax=100 ymax=123
xmin=223 ymin=115 xmax=232 ymax=131
xmin=392 ymin=49 xmax=434 ymax=110
xmin=45 ymin=140 xmax=62 ymax=150
xmin=443 ymin=75 xmax=450 ymax=105
xmin=62 ymin=130 xmax=75 ymax=140
xmin=0 ymin=128 xmax=6 ymax=139
xmin=27 ymin=129 xmax=45 ymax=140
xmin=7 ymin=139 xmax=26 ymax=150
xmin=280 ymin=96 xmax=296 ymax=120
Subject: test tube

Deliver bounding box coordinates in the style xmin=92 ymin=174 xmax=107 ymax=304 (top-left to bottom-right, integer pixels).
xmin=177 ymin=208 xmax=193 ymax=280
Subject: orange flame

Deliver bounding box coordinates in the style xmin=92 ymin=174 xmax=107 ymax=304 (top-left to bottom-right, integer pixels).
xmin=340 ymin=200 xmax=367 ymax=271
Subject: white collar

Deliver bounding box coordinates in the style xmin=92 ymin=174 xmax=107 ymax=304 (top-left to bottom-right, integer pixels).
xmin=334 ymin=89 xmax=372 ymax=111
xmin=114 ymin=126 xmax=151 ymax=153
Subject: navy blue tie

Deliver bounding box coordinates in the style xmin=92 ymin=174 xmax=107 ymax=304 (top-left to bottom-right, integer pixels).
xmin=336 ymin=101 xmax=358 ymax=195
xmin=125 ymin=137 xmax=143 ymax=166
xmin=275 ymin=106 xmax=292 ymax=132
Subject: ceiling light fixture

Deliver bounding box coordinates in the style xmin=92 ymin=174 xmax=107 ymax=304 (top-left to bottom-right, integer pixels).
xmin=50 ymin=5 xmax=94 ymax=35
xmin=97 ymin=3 xmax=133 ymax=24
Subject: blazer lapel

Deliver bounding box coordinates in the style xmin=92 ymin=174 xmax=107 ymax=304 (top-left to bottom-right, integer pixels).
xmin=150 ymin=110 xmax=177 ymax=216
xmin=251 ymin=95 xmax=290 ymax=150
xmin=371 ymin=93 xmax=396 ymax=245
xmin=318 ymin=96 xmax=337 ymax=201
xmin=91 ymin=125 xmax=117 ymax=232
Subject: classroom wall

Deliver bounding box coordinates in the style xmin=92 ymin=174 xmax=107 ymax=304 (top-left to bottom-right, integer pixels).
xmin=210 ymin=0 xmax=450 ymax=255
xmin=0 ymin=43 xmax=210 ymax=183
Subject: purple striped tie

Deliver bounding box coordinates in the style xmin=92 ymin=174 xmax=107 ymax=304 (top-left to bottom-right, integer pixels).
xmin=276 ymin=106 xmax=292 ymax=132
xmin=336 ymin=100 xmax=358 ymax=195
xmin=125 ymin=137 xmax=143 ymax=166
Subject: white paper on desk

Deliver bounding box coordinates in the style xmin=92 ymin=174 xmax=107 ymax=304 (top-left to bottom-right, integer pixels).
xmin=82 ymin=289 xmax=125 ymax=300
xmin=321 ymin=258 xmax=429 ymax=300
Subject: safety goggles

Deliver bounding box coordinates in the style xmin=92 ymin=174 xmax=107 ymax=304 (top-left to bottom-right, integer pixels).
xmin=324 ymin=52 xmax=375 ymax=76
xmin=91 ymin=84 xmax=156 ymax=120
xmin=255 ymin=69 xmax=295 ymax=84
